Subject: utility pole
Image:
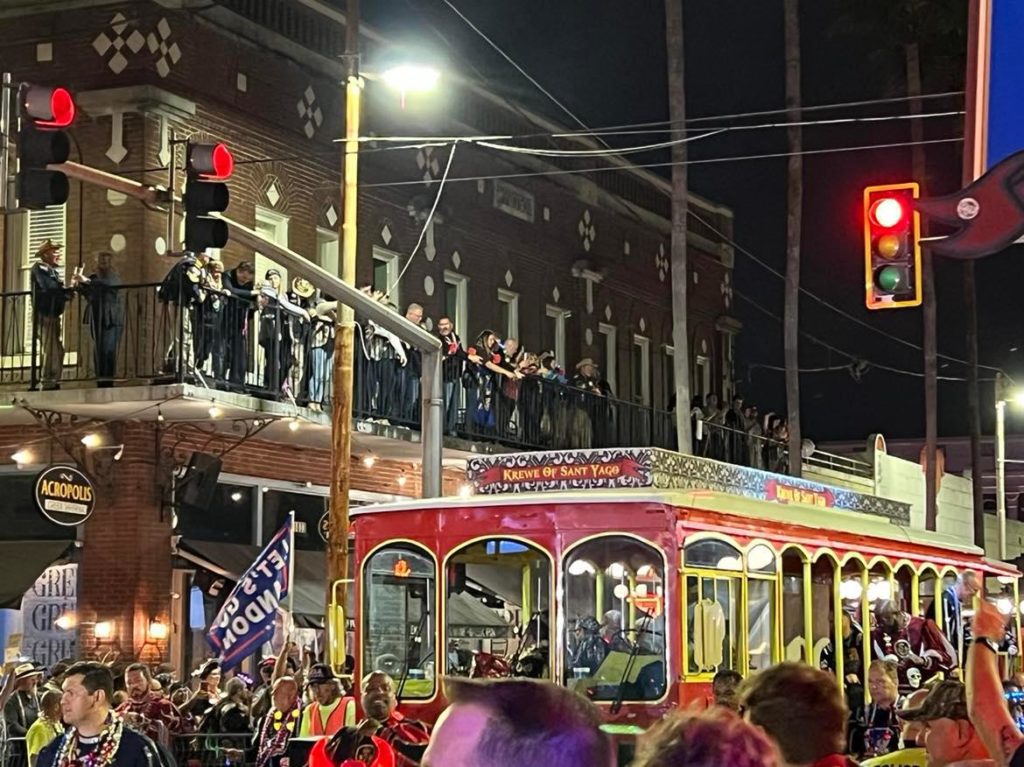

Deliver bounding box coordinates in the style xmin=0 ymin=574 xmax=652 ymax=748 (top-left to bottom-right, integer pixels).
xmin=664 ymin=0 xmax=693 ymax=454
xmin=327 ymin=0 xmax=362 ymax=670
xmin=783 ymin=0 xmax=803 ymax=476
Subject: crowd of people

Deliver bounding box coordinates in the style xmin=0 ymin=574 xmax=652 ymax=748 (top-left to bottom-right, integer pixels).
xmin=3 ymin=593 xmax=1024 ymax=767
xmin=689 ymin=392 xmax=795 ymax=472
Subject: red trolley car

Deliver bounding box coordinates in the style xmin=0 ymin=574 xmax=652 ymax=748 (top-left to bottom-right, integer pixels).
xmin=350 ymin=447 xmax=1020 ymax=736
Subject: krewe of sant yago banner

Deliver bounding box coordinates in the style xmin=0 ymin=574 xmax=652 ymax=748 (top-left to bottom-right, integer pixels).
xmin=207 ymin=519 xmax=292 ymax=668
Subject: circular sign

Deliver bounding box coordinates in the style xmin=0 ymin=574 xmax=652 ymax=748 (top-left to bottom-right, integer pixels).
xmin=34 ymin=465 xmax=96 ymax=526
xmin=319 ymin=512 xmax=330 ymax=543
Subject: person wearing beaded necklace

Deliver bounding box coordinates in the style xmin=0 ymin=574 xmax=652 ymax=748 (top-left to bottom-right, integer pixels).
xmin=36 ymin=662 xmax=158 ymax=767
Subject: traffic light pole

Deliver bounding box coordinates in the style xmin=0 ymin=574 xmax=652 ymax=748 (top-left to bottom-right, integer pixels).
xmin=327 ymin=0 xmax=362 ymax=674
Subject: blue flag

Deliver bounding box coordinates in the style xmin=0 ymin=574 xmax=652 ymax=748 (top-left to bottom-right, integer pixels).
xmin=207 ymin=519 xmax=292 ymax=669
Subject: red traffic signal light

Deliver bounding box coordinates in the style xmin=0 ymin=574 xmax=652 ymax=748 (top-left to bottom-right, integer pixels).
xmin=863 ymin=183 xmax=922 ymax=310
xmin=22 ymin=85 xmax=75 ymax=129
xmin=188 ymin=142 xmax=234 ymax=180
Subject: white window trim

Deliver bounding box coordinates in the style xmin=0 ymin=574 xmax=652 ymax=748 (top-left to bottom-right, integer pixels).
xmin=598 ymin=322 xmax=617 ymax=394
xmin=316 ymin=227 xmax=339 ymax=277
xmin=372 ymin=246 xmax=401 ymax=308
xmin=254 ymin=207 xmax=290 ymax=285
xmin=633 ymin=334 xmax=651 ymax=406
xmin=545 ymin=304 xmax=571 ymax=367
xmin=444 ymin=270 xmax=470 ymax=340
xmin=497 ymin=288 xmax=519 ymax=341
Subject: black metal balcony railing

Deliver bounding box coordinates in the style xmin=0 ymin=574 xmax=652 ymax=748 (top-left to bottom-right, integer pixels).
xmin=0 ymin=283 xmax=810 ymax=475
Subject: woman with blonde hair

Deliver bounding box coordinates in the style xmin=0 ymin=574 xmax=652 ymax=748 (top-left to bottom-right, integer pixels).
xmin=632 ymin=706 xmax=780 ymax=767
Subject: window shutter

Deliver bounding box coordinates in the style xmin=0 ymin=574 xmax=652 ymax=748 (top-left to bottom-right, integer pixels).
xmin=25 ymin=205 xmax=67 ymax=275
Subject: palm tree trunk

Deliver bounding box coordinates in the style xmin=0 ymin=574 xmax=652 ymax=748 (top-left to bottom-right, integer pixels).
xmin=906 ymin=41 xmax=938 ymax=530
xmin=665 ymin=0 xmax=693 ymax=453
xmin=784 ymin=0 xmax=803 ymax=476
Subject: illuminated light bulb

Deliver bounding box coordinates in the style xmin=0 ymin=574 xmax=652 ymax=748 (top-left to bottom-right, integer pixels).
xmin=81 ymin=433 xmax=101 ymax=447
xmin=998 ymin=597 xmax=1013 ymax=616
xmin=157 ymin=408 xmax=165 ymax=422
xmin=149 ymin=620 xmax=169 ymax=640
xmin=568 ymin=559 xmax=596 ymax=576
xmin=613 ymin=584 xmax=630 ymax=600
xmin=55 ymin=613 xmax=76 ymax=631
xmin=839 ymin=580 xmax=863 ymax=602
xmin=94 ymin=621 xmax=113 ymax=639
xmin=208 ymin=404 xmax=223 ymax=419
xmin=747 ymin=545 xmax=775 ymax=571
xmin=458 ymin=483 xmax=473 ymax=499
xmin=11 ymin=449 xmax=31 ymax=465
xmin=397 ymin=473 xmax=408 ymax=487
xmin=288 ymin=418 xmax=300 ymax=432
xmin=362 ymin=454 xmax=377 ymax=469
xmin=231 ymin=491 xmax=243 ymax=502
xmin=607 ymin=563 xmax=626 ymax=579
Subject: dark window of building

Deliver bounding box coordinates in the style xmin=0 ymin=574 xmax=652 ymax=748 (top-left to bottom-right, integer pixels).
xmin=176 ymin=482 xmax=255 ymax=544
xmin=0 ymin=473 xmax=76 ymax=541
xmin=261 ymin=490 xmax=327 ymax=551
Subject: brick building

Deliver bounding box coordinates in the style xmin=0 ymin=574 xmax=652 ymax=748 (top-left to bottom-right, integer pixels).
xmin=0 ymin=0 xmax=739 ymax=671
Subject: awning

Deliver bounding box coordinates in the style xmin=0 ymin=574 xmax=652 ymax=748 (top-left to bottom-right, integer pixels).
xmin=176 ymin=540 xmax=328 ymax=629
xmin=447 ymin=591 xmax=511 ymax=639
xmin=0 ymin=540 xmax=75 ymax=609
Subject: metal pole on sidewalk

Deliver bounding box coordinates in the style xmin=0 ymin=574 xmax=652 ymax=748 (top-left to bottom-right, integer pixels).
xmin=327 ymin=0 xmax=361 ymax=673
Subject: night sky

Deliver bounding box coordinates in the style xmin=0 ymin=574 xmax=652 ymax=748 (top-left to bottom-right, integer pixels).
xmin=364 ymin=0 xmax=1024 ymax=443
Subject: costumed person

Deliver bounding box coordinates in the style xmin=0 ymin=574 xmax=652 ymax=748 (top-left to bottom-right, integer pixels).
xmin=308 ymin=721 xmax=396 ymax=767
xmin=36 ymin=661 xmax=159 ymax=767
xmin=871 ymin=599 xmax=955 ymax=694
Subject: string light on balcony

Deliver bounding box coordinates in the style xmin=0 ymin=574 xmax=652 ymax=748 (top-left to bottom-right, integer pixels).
xmin=362 ymin=454 xmax=377 ymax=469
xmin=397 ymin=471 xmax=408 ymax=488
xmin=458 ymin=483 xmax=474 ymax=499
xmin=11 ymin=449 xmax=31 ymax=466
xmin=288 ymin=418 xmax=300 ymax=432
xmin=208 ymin=402 xmax=223 ymax=419
xmin=81 ymin=432 xmax=102 ymax=447
xmin=157 ymin=408 xmax=165 ymax=423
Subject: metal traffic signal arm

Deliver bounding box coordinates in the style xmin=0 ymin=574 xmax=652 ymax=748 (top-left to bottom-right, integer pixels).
xmin=48 ymin=159 xmax=445 ymax=495
xmin=915 ymin=148 xmax=1024 ymax=260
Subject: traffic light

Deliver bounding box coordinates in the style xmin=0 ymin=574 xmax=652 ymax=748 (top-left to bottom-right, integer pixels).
xmin=863 ymin=182 xmax=922 ymax=310
xmin=15 ymin=84 xmax=75 ymax=209
xmin=183 ymin=141 xmax=233 ymax=252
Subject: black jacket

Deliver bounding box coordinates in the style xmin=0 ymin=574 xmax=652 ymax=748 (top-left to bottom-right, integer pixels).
xmin=30 ymin=262 xmax=67 ymax=317
xmin=37 ymin=725 xmax=161 ymax=767
xmin=81 ymin=271 xmax=124 ymax=330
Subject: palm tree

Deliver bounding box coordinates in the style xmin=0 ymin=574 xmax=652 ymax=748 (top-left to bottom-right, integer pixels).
xmin=665 ymin=0 xmax=693 ymax=453
xmin=784 ymin=0 xmax=803 ymax=476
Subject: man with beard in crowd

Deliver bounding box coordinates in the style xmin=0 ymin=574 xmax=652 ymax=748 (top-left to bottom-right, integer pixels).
xmin=361 ymin=671 xmax=430 ymax=767
xmin=871 ymin=599 xmax=954 ymax=695
xmin=115 ymin=664 xmax=180 ymax=745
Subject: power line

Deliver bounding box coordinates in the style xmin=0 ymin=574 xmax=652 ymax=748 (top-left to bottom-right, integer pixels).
xmin=438 ymin=0 xmax=610 ymax=149
xmin=360 ymin=136 xmax=963 ymax=188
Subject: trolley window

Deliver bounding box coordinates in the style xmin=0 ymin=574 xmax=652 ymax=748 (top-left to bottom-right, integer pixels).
xmin=444 ymin=538 xmax=551 ymax=680
xmin=684 ymin=539 xmax=742 ymax=571
xmin=563 ymin=536 xmax=667 ymax=702
xmin=362 ymin=544 xmax=435 ymax=699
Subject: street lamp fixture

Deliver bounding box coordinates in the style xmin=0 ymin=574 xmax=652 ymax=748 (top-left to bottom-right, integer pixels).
xmin=381 ymin=64 xmax=441 ymax=98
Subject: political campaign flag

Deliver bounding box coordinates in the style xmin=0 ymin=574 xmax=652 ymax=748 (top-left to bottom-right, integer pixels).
xmin=207 ymin=518 xmax=292 ymax=668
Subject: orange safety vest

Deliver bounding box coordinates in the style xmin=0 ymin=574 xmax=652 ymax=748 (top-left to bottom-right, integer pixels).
xmin=307 ymin=697 xmax=353 ymax=736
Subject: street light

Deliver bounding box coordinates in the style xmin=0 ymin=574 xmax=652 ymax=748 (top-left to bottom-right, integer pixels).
xmin=328 ymin=0 xmax=442 ymax=676
xmin=380 ymin=64 xmax=441 ymax=107
xmin=994 ymin=373 xmax=1024 ymax=560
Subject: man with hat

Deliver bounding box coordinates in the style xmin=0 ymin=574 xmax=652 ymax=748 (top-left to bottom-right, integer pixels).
xmin=258 ymin=269 xmax=308 ymax=393
xmin=30 ymin=239 xmax=69 ymax=390
xmin=4 ymin=661 xmax=44 ymax=737
xmin=570 ymin=358 xmax=612 ymax=449
xmin=899 ymin=679 xmax=990 ymax=766
xmin=298 ymin=663 xmax=355 ymax=738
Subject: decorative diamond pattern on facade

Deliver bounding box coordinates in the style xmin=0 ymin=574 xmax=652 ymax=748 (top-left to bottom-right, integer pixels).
xmin=577 ymin=209 xmax=597 ymax=252
xmin=424 ymin=317 xmax=434 ymax=332
xmin=417 ymin=147 xmax=442 ymax=183
xmin=147 ymin=18 xmax=181 ymax=79
xmin=543 ymin=207 xmax=550 ymax=222
xmin=585 ymin=328 xmax=593 ymax=345
xmin=451 ymin=250 xmax=461 ymax=270
xmin=639 ymin=317 xmax=646 ymax=333
xmin=477 ymin=179 xmax=486 ymax=194
xmin=37 ymin=43 xmax=53 ymax=63
xmin=237 ymin=73 xmax=248 ymax=93
xmin=110 ymin=233 xmax=126 ymax=253
xmin=107 ymin=190 xmax=127 ymax=207
xmin=297 ymin=86 xmax=323 ymax=139
xmin=381 ymin=224 xmax=393 ymax=246
xmin=655 ymin=243 xmax=669 ymax=283
xmin=325 ymin=204 xmax=338 ymax=228
xmin=552 ymin=286 xmax=560 ymax=303
xmin=423 ymin=275 xmax=435 ymax=296
xmin=105 ymin=112 xmax=128 ymax=164
xmin=504 ymin=270 xmax=513 ymax=287
xmin=93 ymin=12 xmax=145 ymax=74
xmin=604 ymin=305 xmax=612 ymax=321
xmin=624 ymin=240 xmax=631 ymax=256
xmin=721 ymin=272 xmax=733 ymax=309
xmin=265 ymin=181 xmax=281 ymax=208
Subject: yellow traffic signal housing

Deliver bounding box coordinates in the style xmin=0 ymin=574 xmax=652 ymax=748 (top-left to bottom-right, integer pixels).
xmin=863 ymin=182 xmax=922 ymax=310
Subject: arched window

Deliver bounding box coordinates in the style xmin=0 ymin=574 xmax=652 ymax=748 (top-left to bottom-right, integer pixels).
xmin=362 ymin=543 xmax=435 ymax=698
xmin=563 ymin=536 xmax=666 ymax=702
xmin=683 ymin=538 xmax=742 ymax=675
xmin=444 ymin=538 xmax=551 ymax=680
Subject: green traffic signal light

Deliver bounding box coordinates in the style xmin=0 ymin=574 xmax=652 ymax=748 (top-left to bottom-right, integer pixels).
xmin=875 ymin=265 xmax=904 ymax=292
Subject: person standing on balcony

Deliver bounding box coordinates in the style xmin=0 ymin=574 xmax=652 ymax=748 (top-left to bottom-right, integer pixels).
xmin=259 ymin=269 xmax=308 ymax=395
xmin=75 ymin=251 xmax=123 ymax=388
xmin=308 ymin=297 xmax=336 ymax=412
xmin=156 ymin=250 xmax=208 ymax=377
xmin=222 ymin=261 xmax=257 ymax=387
xmin=398 ymin=303 xmax=424 ymax=424
xmin=196 ymin=259 xmax=229 ymax=381
xmin=437 ymin=317 xmax=479 ymax=435
xmin=287 ymin=278 xmax=317 ymax=401
xmin=30 ymin=239 xmax=68 ymax=390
